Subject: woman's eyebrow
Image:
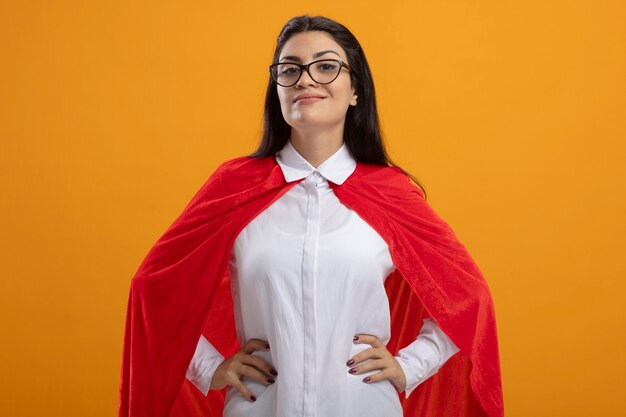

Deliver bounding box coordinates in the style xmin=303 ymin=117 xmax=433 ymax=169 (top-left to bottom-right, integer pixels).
xmin=279 ymin=50 xmax=341 ymax=62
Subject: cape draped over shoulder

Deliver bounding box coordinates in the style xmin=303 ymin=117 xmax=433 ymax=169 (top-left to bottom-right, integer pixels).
xmin=118 ymin=155 xmax=504 ymax=417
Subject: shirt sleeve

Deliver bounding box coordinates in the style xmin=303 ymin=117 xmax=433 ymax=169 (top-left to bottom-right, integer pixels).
xmin=394 ymin=317 xmax=460 ymax=398
xmin=185 ymin=334 xmax=225 ymax=396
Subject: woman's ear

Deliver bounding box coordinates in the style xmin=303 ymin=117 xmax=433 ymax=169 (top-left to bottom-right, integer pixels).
xmin=350 ymin=88 xmax=358 ymax=107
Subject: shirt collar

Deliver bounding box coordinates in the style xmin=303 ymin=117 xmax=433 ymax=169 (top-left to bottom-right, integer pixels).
xmin=275 ymin=140 xmax=357 ymax=185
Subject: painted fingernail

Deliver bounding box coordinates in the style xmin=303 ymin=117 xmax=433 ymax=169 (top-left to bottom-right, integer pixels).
xmin=363 ymin=377 xmax=371 ymax=382
xmin=270 ymin=368 xmax=278 ymax=376
xmin=266 ymin=377 xmax=275 ymax=384
xmin=250 ymin=395 xmax=257 ymax=402
xmin=353 ymin=335 xmax=359 ymax=341
xmin=349 ymin=368 xmax=357 ymax=374
xmin=346 ymin=359 xmax=355 ymax=366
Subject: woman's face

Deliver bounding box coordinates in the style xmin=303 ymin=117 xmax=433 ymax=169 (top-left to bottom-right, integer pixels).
xmin=276 ymin=31 xmax=357 ymax=131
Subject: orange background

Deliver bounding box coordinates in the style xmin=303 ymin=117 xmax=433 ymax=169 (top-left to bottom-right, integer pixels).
xmin=1 ymin=1 xmax=625 ymax=416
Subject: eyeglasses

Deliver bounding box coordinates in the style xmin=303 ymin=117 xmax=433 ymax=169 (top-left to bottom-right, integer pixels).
xmin=269 ymin=59 xmax=352 ymax=87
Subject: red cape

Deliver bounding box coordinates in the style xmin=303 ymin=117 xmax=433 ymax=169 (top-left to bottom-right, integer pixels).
xmin=118 ymin=155 xmax=504 ymax=417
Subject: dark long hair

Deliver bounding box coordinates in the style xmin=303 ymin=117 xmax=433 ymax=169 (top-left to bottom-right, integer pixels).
xmin=249 ymin=15 xmax=427 ymax=199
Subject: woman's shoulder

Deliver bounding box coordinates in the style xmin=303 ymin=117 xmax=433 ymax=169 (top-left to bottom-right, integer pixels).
xmin=186 ymin=155 xmax=278 ymax=207
xmin=213 ymin=154 xmax=277 ymax=176
xmin=202 ymin=154 xmax=280 ymax=193
xmin=214 ymin=155 xmax=266 ymax=172
xmin=351 ymin=162 xmax=425 ymax=200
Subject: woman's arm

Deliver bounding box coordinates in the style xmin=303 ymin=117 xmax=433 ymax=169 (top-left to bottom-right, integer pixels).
xmin=185 ymin=335 xmax=225 ymax=395
xmin=186 ymin=336 xmax=277 ymax=401
xmin=348 ymin=318 xmax=460 ymax=394
xmin=394 ymin=317 xmax=460 ymax=398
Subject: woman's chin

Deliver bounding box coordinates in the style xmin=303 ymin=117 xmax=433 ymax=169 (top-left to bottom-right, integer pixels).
xmin=286 ymin=115 xmax=338 ymax=129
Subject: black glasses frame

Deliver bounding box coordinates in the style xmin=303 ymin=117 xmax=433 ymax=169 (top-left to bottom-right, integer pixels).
xmin=269 ymin=58 xmax=352 ymax=87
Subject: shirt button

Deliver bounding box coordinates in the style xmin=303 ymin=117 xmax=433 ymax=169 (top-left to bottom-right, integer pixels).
xmin=313 ymin=171 xmax=321 ymax=178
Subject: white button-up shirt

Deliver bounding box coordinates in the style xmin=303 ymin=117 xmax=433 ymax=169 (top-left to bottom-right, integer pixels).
xmin=186 ymin=140 xmax=460 ymax=417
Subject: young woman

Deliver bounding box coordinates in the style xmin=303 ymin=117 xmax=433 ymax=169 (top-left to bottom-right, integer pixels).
xmin=119 ymin=15 xmax=504 ymax=417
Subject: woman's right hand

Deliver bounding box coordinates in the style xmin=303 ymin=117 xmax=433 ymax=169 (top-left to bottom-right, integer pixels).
xmin=209 ymin=338 xmax=278 ymax=402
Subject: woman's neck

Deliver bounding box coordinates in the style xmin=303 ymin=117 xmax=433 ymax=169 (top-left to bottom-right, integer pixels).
xmin=289 ymin=126 xmax=344 ymax=168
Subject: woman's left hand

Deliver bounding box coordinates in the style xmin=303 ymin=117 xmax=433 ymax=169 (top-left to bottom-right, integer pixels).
xmin=346 ymin=334 xmax=407 ymax=392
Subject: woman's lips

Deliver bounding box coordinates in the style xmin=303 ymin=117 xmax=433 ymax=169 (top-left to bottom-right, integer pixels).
xmin=295 ymin=97 xmax=325 ymax=104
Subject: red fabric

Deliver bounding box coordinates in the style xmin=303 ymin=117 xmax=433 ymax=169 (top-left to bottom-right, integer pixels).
xmin=119 ymin=155 xmax=504 ymax=417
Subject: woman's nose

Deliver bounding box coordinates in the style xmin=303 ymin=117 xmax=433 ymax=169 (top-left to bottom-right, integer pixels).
xmin=295 ymin=69 xmax=317 ymax=88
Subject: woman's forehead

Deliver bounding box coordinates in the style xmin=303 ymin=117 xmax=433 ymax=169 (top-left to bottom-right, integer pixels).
xmin=279 ymin=31 xmax=346 ymax=61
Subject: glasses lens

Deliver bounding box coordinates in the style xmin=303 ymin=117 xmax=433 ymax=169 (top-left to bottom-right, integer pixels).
xmin=272 ymin=63 xmax=300 ymax=86
xmin=271 ymin=60 xmax=342 ymax=86
xmin=309 ymin=60 xmax=341 ymax=84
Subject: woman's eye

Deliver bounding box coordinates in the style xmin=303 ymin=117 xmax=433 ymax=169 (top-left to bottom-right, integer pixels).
xmin=281 ymin=67 xmax=298 ymax=75
xmin=318 ymin=63 xmax=337 ymax=71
